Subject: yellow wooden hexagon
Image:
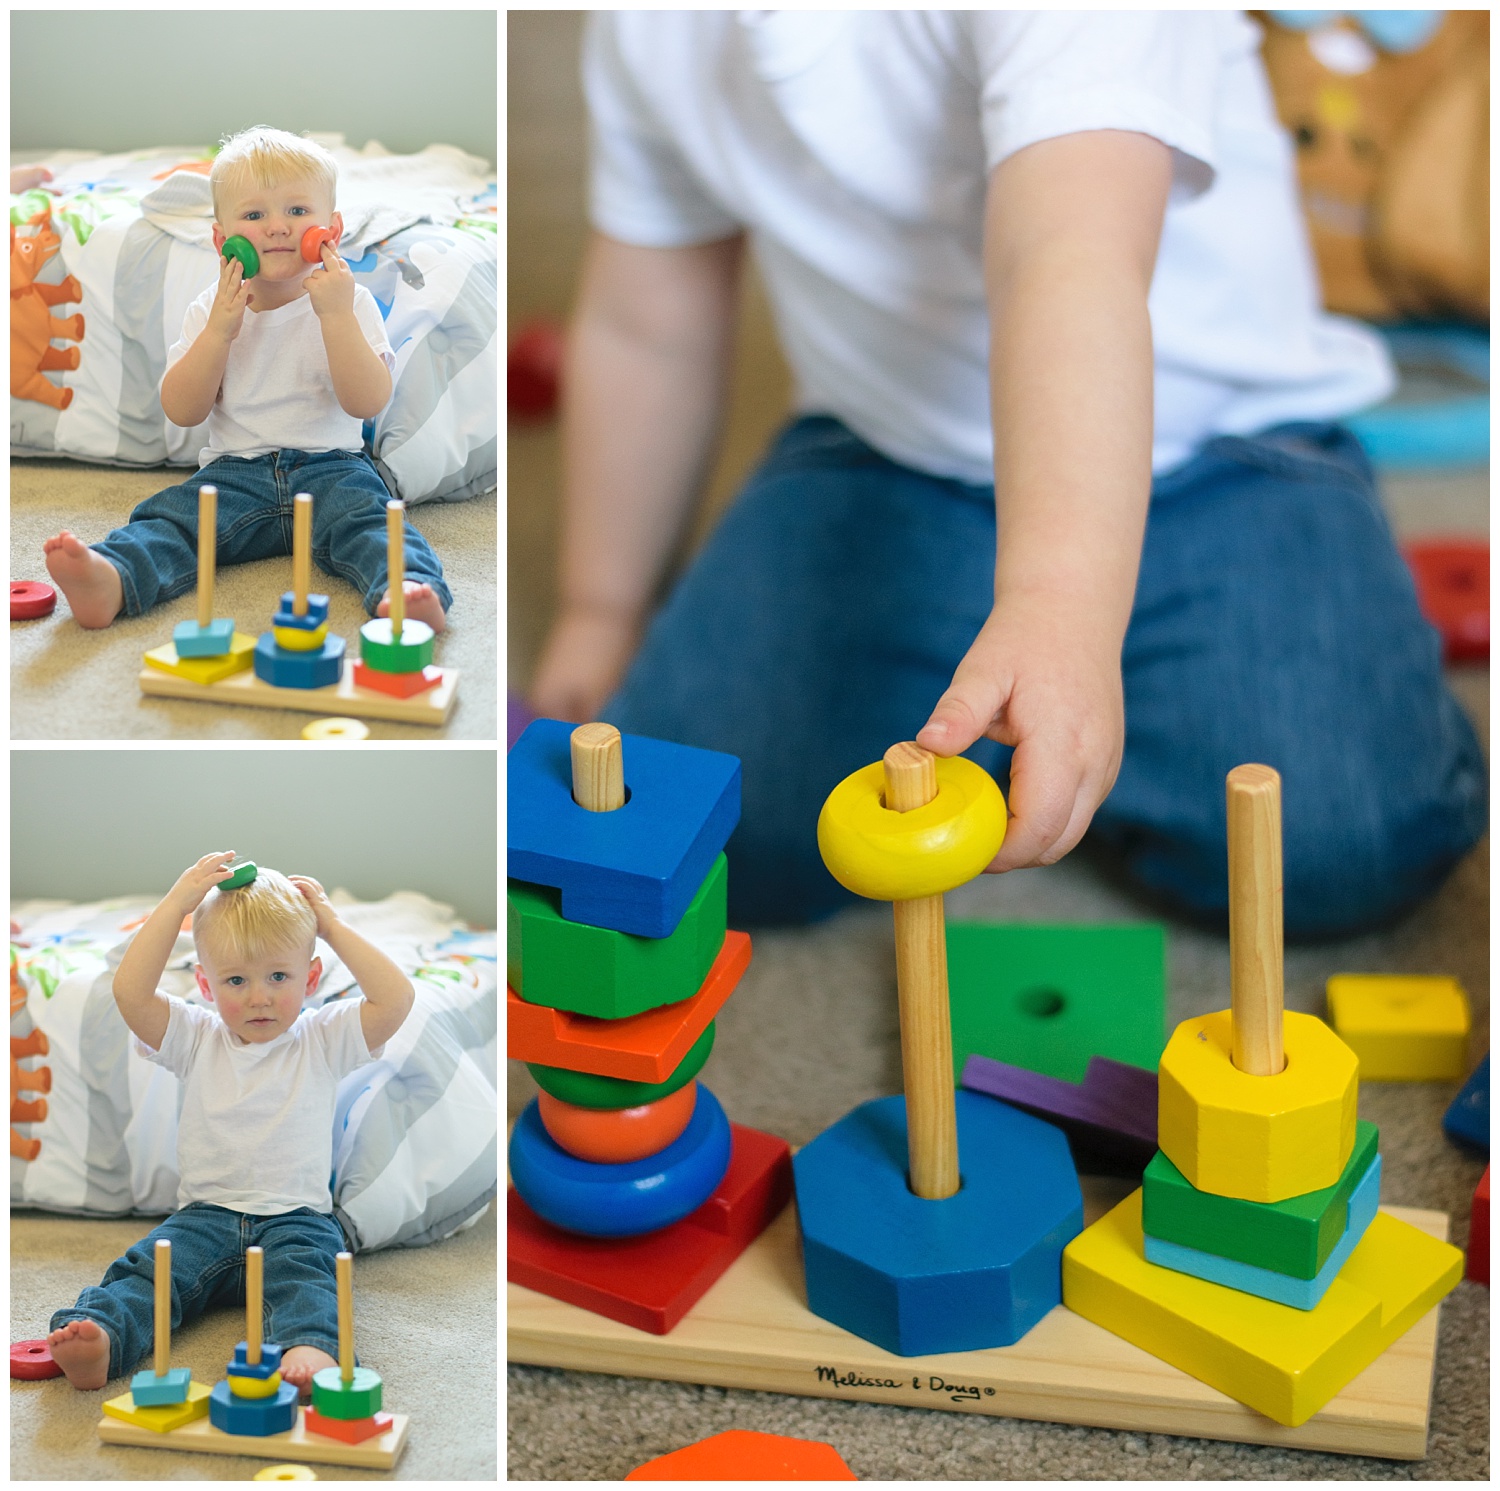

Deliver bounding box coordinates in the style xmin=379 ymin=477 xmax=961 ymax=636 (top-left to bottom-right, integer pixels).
xmin=1158 ymin=1009 xmax=1358 ymax=1203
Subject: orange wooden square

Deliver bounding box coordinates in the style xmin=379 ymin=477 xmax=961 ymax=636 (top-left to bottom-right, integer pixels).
xmin=627 ymin=1428 xmax=856 ymax=1480
xmin=352 ymin=661 xmax=443 ymax=698
xmin=303 ymin=1405 xmax=394 ymax=1444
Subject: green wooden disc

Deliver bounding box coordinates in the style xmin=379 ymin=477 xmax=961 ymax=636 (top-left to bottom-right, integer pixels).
xmin=221 ymin=860 xmax=257 ymax=890
xmin=527 ymin=1022 xmax=716 ymax=1110
xmin=310 ymin=1365 xmax=382 ymax=1419
xmin=221 ymin=236 xmax=259 ymax=279
xmin=359 ymin=618 xmax=434 ymax=674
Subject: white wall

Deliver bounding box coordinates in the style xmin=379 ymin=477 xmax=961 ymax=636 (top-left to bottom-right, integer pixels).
xmin=11 ymin=10 xmax=497 ymax=166
xmin=12 ymin=750 xmax=498 ymax=927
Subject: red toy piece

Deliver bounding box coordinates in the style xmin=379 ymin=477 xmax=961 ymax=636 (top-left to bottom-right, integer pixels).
xmin=352 ymin=659 xmax=443 ymax=699
xmin=304 ymin=1405 xmax=394 ymax=1444
xmin=11 ymin=1340 xmax=63 ymax=1379
xmin=1467 ymin=1165 xmax=1489 ymax=1286
xmin=508 ymin=1123 xmax=793 ymax=1334
xmin=1404 ymin=540 xmax=1488 ymax=663
xmin=300 ymin=225 xmax=339 ymax=263
xmin=10 ymin=581 xmax=56 ymax=620
xmin=508 ymin=318 xmax=565 ymax=422
xmin=626 ymin=1428 xmax=857 ymax=1480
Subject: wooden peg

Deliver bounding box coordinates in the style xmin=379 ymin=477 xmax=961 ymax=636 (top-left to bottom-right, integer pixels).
xmin=884 ymin=742 xmax=959 ymax=1200
xmin=246 ymin=1245 xmax=264 ymax=1366
xmin=292 ymin=492 xmax=312 ymax=618
xmin=1227 ymin=764 xmax=1286 ymax=1076
xmin=336 ymin=1250 xmax=355 ymax=1386
xmin=154 ymin=1239 xmax=172 ymax=1377
xmin=196 ymin=485 xmax=217 ymax=629
xmin=571 ymin=722 xmax=625 ymax=812
xmin=386 ymin=501 xmax=405 ymax=640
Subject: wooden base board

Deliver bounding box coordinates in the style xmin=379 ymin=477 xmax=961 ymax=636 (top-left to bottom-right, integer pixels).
xmin=97 ymin=1401 xmax=408 ymax=1470
xmin=509 ymin=1180 xmax=1449 ymax=1462
xmin=139 ymin=652 xmax=458 ymax=726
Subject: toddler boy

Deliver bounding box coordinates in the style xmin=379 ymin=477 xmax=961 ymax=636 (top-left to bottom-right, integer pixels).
xmin=43 ymin=125 xmax=450 ymax=632
xmin=46 ymin=854 xmax=413 ymax=1391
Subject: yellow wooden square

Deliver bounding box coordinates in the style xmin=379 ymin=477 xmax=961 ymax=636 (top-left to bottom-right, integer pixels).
xmin=1062 ymin=1190 xmax=1462 ymax=1427
xmin=1326 ymin=975 xmax=1472 ymax=1081
xmin=102 ymin=1380 xmax=212 ymax=1432
xmin=143 ymin=634 xmax=256 ymax=685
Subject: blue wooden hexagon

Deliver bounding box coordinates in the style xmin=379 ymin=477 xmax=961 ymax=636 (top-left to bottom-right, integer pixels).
xmin=793 ymin=1091 xmax=1083 ymax=1356
xmin=507 ymin=718 xmax=740 ymax=938
xmin=253 ymin=632 xmax=345 ymax=689
xmin=208 ymin=1378 xmax=299 ymax=1435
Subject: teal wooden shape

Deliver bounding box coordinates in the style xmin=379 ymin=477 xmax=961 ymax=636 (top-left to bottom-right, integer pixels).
xmin=130 ymin=1365 xmax=191 ymax=1405
xmin=946 ymin=922 xmax=1166 ymax=1084
xmin=528 ymin=1022 xmax=715 ymax=1109
xmin=509 ymin=854 xmax=728 ymax=1019
xmin=1142 ymin=1120 xmax=1380 ymax=1279
xmin=173 ymin=618 xmax=235 ymax=657
xmin=1144 ymin=1154 xmax=1383 ymax=1309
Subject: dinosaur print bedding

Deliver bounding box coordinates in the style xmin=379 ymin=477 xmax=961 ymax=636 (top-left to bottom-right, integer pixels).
xmin=10 ymin=891 xmax=498 ymax=1252
xmin=10 ymin=142 xmax=497 ymax=505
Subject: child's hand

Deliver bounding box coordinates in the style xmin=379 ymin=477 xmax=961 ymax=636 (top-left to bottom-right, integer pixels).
xmin=169 ymin=852 xmax=239 ymax=912
xmin=529 ymin=603 xmax=641 ymax=724
xmin=288 ymin=876 xmax=339 ymax=938
xmin=206 ymin=255 xmax=252 ymax=343
xmin=304 ymin=244 xmax=356 ymax=321
xmin=10 ymin=165 xmax=55 ymax=195
xmin=916 ymin=599 xmax=1125 ymax=874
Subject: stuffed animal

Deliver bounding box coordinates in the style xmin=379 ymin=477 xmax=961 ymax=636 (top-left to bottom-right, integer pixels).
xmin=10 ymin=208 xmax=85 ymax=410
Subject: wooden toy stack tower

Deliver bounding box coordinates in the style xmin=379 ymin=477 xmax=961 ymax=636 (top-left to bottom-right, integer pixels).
xmin=507 ymin=719 xmax=793 ymax=1333
xmin=252 ymin=492 xmax=345 ymax=690
xmin=1064 ymin=765 xmax=1465 ymax=1426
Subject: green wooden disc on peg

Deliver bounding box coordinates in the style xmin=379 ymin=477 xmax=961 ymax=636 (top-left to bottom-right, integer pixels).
xmin=221 ymin=236 xmax=259 ymax=279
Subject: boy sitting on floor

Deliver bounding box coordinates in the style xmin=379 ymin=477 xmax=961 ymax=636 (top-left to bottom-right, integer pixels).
xmin=46 ymin=855 xmax=413 ymax=1391
xmin=42 ymin=126 xmax=449 ymax=633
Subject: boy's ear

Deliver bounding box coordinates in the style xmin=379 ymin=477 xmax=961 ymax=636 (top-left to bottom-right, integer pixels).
xmin=329 ymin=211 xmax=343 ymax=247
xmin=211 ymin=223 xmax=226 ymax=253
xmin=305 ymin=956 xmax=323 ymax=998
xmin=194 ymin=964 xmax=214 ymax=1002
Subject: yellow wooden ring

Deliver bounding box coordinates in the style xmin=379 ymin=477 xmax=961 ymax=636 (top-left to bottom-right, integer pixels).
xmin=274 ymin=623 xmax=329 ymax=652
xmin=254 ymin=1467 xmax=317 ymax=1481
xmin=301 ymin=717 xmax=370 ymax=741
xmin=228 ymin=1369 xmax=283 ymax=1399
xmin=817 ymin=755 xmax=1006 ymax=901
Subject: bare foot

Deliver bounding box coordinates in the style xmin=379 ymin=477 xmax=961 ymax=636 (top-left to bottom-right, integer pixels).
xmin=279 ymin=1344 xmax=338 ymax=1394
xmin=46 ymin=1320 xmax=111 ymax=1390
xmin=43 ymin=532 xmax=124 ymax=629
xmin=376 ymin=581 xmax=446 ymax=635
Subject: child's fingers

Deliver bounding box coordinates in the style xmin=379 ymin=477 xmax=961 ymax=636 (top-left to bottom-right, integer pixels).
xmin=916 ymin=674 xmax=1004 ymax=758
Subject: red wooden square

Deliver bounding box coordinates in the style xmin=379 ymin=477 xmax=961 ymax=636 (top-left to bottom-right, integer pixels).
xmin=303 ymin=1405 xmax=394 ymax=1443
xmin=1404 ymin=540 xmax=1488 ymax=664
xmin=353 ymin=660 xmax=443 ymax=698
xmin=1468 ymin=1165 xmax=1489 ymax=1287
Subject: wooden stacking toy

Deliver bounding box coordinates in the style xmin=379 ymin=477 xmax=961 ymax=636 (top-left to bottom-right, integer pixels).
xmin=1064 ymin=765 xmax=1465 ymax=1426
xmin=507 ymin=719 xmax=793 ymax=1333
xmin=254 ymin=492 xmax=345 ymax=689
xmin=304 ymin=1253 xmax=394 ymax=1444
xmin=794 ymin=742 xmax=1082 ymax=1356
xmin=209 ymin=1246 xmax=299 ymax=1435
xmin=352 ymin=500 xmax=441 ymax=698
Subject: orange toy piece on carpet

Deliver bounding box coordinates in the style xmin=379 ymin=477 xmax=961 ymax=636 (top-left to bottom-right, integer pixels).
xmin=11 ymin=210 xmax=85 ymax=411
xmin=626 ymin=1429 xmax=856 ymax=1480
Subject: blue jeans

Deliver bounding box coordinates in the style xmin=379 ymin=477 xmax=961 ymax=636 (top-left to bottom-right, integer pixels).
xmin=93 ymin=449 xmax=452 ymax=618
xmin=607 ymin=416 xmax=1486 ymax=938
xmin=50 ymin=1204 xmax=348 ymax=1380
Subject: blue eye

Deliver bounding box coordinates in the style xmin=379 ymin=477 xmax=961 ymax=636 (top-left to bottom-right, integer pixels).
xmin=290 ymin=206 xmax=308 ymax=217
xmin=271 ymin=972 xmax=289 ymax=983
xmin=243 ymin=211 xmax=261 ymax=221
xmin=227 ymin=976 xmax=245 ymax=986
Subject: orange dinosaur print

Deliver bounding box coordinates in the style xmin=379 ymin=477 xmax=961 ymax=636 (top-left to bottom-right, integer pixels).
xmin=10 ymin=953 xmax=51 ymax=1162
xmin=11 ymin=208 xmax=85 ymax=411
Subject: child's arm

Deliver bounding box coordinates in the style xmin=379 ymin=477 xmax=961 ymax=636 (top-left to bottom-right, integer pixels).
xmin=916 ymin=129 xmax=1173 ymax=872
xmin=288 ymin=878 xmax=414 ymax=1051
xmin=306 ymin=246 xmax=393 ymax=419
xmin=160 ymin=258 xmax=251 ymax=427
xmin=528 ymin=230 xmax=746 ymax=723
xmin=114 ymin=851 xmax=238 ymax=1050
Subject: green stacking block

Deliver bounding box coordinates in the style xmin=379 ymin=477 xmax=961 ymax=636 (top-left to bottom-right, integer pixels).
xmin=1142 ymin=1120 xmax=1380 ymax=1280
xmin=528 ymin=1022 xmax=716 ymax=1109
xmin=508 ymin=853 xmax=728 ymax=1019
xmin=947 ymin=922 xmax=1166 ymax=1083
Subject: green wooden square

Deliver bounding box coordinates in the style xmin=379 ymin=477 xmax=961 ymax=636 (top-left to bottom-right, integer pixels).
xmin=508 ymin=853 xmax=727 ymax=1019
xmin=1142 ymin=1120 xmax=1380 ymax=1279
xmin=946 ymin=922 xmax=1166 ymax=1084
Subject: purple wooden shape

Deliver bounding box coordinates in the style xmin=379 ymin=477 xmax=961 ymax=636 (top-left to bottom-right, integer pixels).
xmin=961 ymin=1053 xmax=1158 ymax=1171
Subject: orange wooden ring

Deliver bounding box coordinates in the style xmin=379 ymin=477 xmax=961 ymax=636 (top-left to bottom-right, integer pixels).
xmin=537 ymin=1081 xmax=698 ymax=1164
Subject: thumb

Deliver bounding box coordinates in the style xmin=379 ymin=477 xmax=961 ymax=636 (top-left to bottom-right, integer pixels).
xmin=916 ymin=673 xmax=1004 ymax=758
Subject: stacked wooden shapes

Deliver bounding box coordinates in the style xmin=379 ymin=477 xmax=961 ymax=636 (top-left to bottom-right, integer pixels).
xmin=305 ymin=1253 xmax=394 ymax=1445
xmin=351 ymin=501 xmax=442 ymax=699
xmin=1064 ymin=766 xmax=1464 ymax=1426
xmin=1326 ymin=974 xmax=1472 ymax=1081
xmin=507 ymin=720 xmax=792 ymax=1333
xmin=253 ymin=493 xmax=343 ymax=690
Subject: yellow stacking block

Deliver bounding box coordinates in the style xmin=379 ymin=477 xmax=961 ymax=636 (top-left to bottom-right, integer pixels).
xmin=274 ymin=623 xmax=330 ymax=652
xmin=1159 ymin=1009 xmax=1357 ymax=1203
xmin=101 ymin=1380 xmax=212 ymax=1432
xmin=143 ymin=633 xmax=256 ymax=685
xmin=1063 ymin=1190 xmax=1462 ymax=1427
xmin=1326 ymin=975 xmax=1472 ymax=1081
xmin=228 ymin=1369 xmax=284 ymax=1399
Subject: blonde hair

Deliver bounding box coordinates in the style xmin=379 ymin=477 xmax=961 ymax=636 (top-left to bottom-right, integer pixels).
xmin=210 ymin=126 xmax=338 ymax=221
xmin=193 ymin=866 xmax=317 ymax=966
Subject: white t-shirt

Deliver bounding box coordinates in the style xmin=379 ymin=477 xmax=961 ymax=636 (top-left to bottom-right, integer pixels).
xmin=165 ymin=285 xmax=395 ymax=469
xmin=584 ymin=10 xmax=1394 ymax=480
xmin=137 ymin=996 xmax=381 ymax=1216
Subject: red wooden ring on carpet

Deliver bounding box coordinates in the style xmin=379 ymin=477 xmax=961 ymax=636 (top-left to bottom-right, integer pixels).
xmin=11 ymin=1340 xmax=63 ymax=1379
xmin=538 ymin=1080 xmax=699 ymax=1164
xmin=11 ymin=582 xmax=56 ymax=620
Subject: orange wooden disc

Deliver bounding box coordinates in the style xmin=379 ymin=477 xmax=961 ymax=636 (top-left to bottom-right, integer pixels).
xmin=537 ymin=1081 xmax=698 ymax=1164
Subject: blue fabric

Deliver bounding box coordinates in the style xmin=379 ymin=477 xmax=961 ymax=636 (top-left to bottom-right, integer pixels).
xmin=606 ymin=415 xmax=1486 ymax=938
xmin=92 ymin=449 xmax=451 ymax=619
xmin=50 ymin=1203 xmax=348 ymax=1379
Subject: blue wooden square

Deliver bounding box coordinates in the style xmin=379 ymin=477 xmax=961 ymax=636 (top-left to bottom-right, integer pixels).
xmin=273 ymin=592 xmax=330 ymax=630
xmin=1444 ymin=1053 xmax=1489 ymax=1152
xmin=228 ymin=1341 xmax=283 ymax=1377
xmin=507 ymin=718 xmax=741 ymax=938
xmin=130 ymin=1365 xmax=191 ymax=1405
xmin=253 ymin=632 xmax=345 ymax=689
xmin=173 ymin=618 xmax=236 ymax=657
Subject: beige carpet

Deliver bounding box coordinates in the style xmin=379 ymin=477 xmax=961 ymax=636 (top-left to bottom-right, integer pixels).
xmin=10 ymin=461 xmax=497 ymax=740
xmin=11 ymin=1202 xmax=496 ymax=1480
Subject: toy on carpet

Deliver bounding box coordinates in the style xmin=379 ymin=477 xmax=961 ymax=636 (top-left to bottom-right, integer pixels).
xmin=10 ymin=581 xmax=56 ymax=620
xmin=793 ymin=742 xmax=1082 ymax=1357
xmin=1443 ymin=1053 xmax=1489 ymax=1152
xmin=10 ymin=1340 xmax=62 ymax=1380
xmin=1403 ymin=539 xmax=1488 ymax=664
xmin=254 ymin=1467 xmax=317 ymax=1481
xmin=1326 ymin=973 xmax=1472 ymax=1081
xmin=351 ymin=500 xmax=442 ymax=700
xmin=626 ymin=1428 xmax=857 ymax=1480
xmin=304 ymin=1252 xmax=395 ymax=1445
xmin=507 ymin=719 xmax=793 ymax=1335
xmin=1467 ymin=1166 xmax=1488 ymax=1287
xmin=301 ymin=717 xmax=369 ymax=741
xmin=1063 ymin=764 xmax=1465 ymax=1426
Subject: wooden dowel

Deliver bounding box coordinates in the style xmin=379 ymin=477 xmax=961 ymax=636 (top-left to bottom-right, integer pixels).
xmin=292 ymin=492 xmax=312 ymax=617
xmin=884 ymin=742 xmax=959 ymax=1201
xmin=196 ymin=485 xmax=216 ymax=629
xmin=1227 ymin=764 xmax=1286 ymax=1076
xmin=336 ymin=1251 xmax=354 ymax=1385
xmin=571 ymin=722 xmax=625 ymax=812
xmin=246 ymin=1245 xmax=263 ymax=1367
xmin=153 ymin=1239 xmax=171 ymax=1377
xmin=387 ymin=500 xmax=405 ymax=639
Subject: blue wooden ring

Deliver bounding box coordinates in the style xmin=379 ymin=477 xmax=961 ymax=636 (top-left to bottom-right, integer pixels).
xmin=509 ymin=1083 xmax=731 ymax=1237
